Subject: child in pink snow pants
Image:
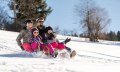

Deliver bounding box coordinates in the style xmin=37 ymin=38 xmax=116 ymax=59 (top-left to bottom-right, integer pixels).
xmin=22 ymin=43 xmax=33 ymax=53
xmin=29 ymin=28 xmax=43 ymax=52
xmin=30 ymin=28 xmax=57 ymax=57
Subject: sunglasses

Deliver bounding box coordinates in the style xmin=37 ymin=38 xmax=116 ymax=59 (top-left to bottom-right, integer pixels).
xmin=33 ymin=31 xmax=39 ymax=34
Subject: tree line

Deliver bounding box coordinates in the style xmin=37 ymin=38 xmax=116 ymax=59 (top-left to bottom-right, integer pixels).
xmin=0 ymin=0 xmax=120 ymax=42
xmin=79 ymin=31 xmax=120 ymax=41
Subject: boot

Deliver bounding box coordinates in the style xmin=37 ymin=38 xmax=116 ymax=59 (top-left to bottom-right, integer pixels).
xmin=70 ymin=50 xmax=76 ymax=58
xmin=20 ymin=46 xmax=25 ymax=51
xmin=52 ymin=51 xmax=58 ymax=58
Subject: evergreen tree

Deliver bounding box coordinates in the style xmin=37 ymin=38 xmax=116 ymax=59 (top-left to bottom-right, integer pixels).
xmin=117 ymin=31 xmax=120 ymax=41
xmin=9 ymin=0 xmax=52 ymax=31
xmin=108 ymin=31 xmax=117 ymax=41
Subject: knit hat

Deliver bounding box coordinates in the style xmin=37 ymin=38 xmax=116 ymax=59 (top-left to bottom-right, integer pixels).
xmin=25 ymin=19 xmax=33 ymax=24
xmin=45 ymin=26 xmax=53 ymax=33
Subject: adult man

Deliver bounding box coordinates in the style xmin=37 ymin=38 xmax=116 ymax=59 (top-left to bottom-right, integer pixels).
xmin=36 ymin=17 xmax=46 ymax=43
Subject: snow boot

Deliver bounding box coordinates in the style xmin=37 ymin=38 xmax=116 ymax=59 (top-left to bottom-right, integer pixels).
xmin=52 ymin=51 xmax=58 ymax=58
xmin=70 ymin=50 xmax=76 ymax=58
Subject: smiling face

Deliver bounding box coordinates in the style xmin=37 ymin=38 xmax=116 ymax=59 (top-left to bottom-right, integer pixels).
xmin=33 ymin=30 xmax=39 ymax=37
xmin=36 ymin=18 xmax=44 ymax=27
xmin=47 ymin=30 xmax=53 ymax=34
xmin=26 ymin=22 xmax=33 ymax=29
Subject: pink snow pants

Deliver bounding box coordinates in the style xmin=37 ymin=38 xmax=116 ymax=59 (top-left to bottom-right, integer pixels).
xmin=42 ymin=42 xmax=66 ymax=55
xmin=51 ymin=42 xmax=65 ymax=50
xmin=42 ymin=43 xmax=55 ymax=55
xmin=22 ymin=42 xmax=39 ymax=53
xmin=22 ymin=43 xmax=33 ymax=53
xmin=31 ymin=42 xmax=39 ymax=51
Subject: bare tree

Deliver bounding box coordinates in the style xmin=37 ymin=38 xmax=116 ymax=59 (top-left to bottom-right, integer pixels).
xmin=75 ymin=0 xmax=110 ymax=42
xmin=99 ymin=32 xmax=108 ymax=40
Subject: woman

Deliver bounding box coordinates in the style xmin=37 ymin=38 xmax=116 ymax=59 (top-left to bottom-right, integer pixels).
xmin=16 ymin=19 xmax=34 ymax=53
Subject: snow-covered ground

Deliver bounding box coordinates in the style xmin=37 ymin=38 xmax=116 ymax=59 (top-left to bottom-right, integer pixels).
xmin=0 ymin=30 xmax=120 ymax=72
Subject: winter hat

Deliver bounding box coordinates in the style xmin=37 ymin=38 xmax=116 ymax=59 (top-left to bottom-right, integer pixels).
xmin=45 ymin=26 xmax=53 ymax=33
xmin=25 ymin=19 xmax=33 ymax=24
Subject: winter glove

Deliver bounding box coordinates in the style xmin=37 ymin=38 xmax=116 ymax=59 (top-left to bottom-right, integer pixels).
xmin=48 ymin=33 xmax=55 ymax=40
xmin=50 ymin=33 xmax=55 ymax=37
xmin=64 ymin=38 xmax=71 ymax=44
xmin=20 ymin=46 xmax=25 ymax=51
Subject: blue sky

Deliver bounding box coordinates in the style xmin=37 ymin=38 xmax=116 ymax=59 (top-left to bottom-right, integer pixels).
xmin=45 ymin=0 xmax=120 ymax=33
xmin=1 ymin=0 xmax=120 ymax=34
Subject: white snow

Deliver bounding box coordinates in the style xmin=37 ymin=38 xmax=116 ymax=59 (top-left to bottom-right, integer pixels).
xmin=0 ymin=30 xmax=120 ymax=72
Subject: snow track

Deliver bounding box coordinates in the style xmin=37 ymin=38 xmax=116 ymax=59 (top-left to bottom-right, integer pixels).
xmin=0 ymin=30 xmax=120 ymax=72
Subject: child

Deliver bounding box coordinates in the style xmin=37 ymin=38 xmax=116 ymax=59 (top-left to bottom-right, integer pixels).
xmin=30 ymin=28 xmax=58 ymax=58
xmin=29 ymin=28 xmax=43 ymax=52
xmin=44 ymin=26 xmax=76 ymax=58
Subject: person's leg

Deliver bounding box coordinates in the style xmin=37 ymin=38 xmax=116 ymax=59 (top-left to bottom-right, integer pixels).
xmin=57 ymin=43 xmax=76 ymax=58
xmin=31 ymin=42 xmax=39 ymax=52
xmin=22 ymin=43 xmax=33 ymax=53
xmin=63 ymin=46 xmax=76 ymax=58
xmin=42 ymin=43 xmax=52 ymax=55
xmin=57 ymin=43 xmax=65 ymax=50
xmin=47 ymin=43 xmax=55 ymax=55
xmin=50 ymin=42 xmax=58 ymax=48
xmin=40 ymin=44 xmax=44 ymax=51
xmin=43 ymin=43 xmax=58 ymax=58
xmin=65 ymin=46 xmax=72 ymax=53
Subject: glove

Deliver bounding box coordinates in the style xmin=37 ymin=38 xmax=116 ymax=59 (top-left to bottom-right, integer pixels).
xmin=50 ymin=33 xmax=55 ymax=37
xmin=48 ymin=33 xmax=55 ymax=40
xmin=20 ymin=46 xmax=25 ymax=51
xmin=64 ymin=38 xmax=71 ymax=44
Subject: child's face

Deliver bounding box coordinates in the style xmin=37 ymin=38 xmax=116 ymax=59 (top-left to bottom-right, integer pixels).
xmin=48 ymin=30 xmax=53 ymax=34
xmin=33 ymin=30 xmax=39 ymax=37
xmin=26 ymin=22 xmax=33 ymax=28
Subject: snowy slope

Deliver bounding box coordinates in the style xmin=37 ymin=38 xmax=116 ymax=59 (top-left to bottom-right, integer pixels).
xmin=0 ymin=30 xmax=120 ymax=72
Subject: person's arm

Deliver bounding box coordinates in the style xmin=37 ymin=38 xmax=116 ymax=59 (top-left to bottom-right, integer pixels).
xmin=16 ymin=30 xmax=25 ymax=50
xmin=29 ymin=38 xmax=33 ymax=43
xmin=37 ymin=37 xmax=43 ymax=45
